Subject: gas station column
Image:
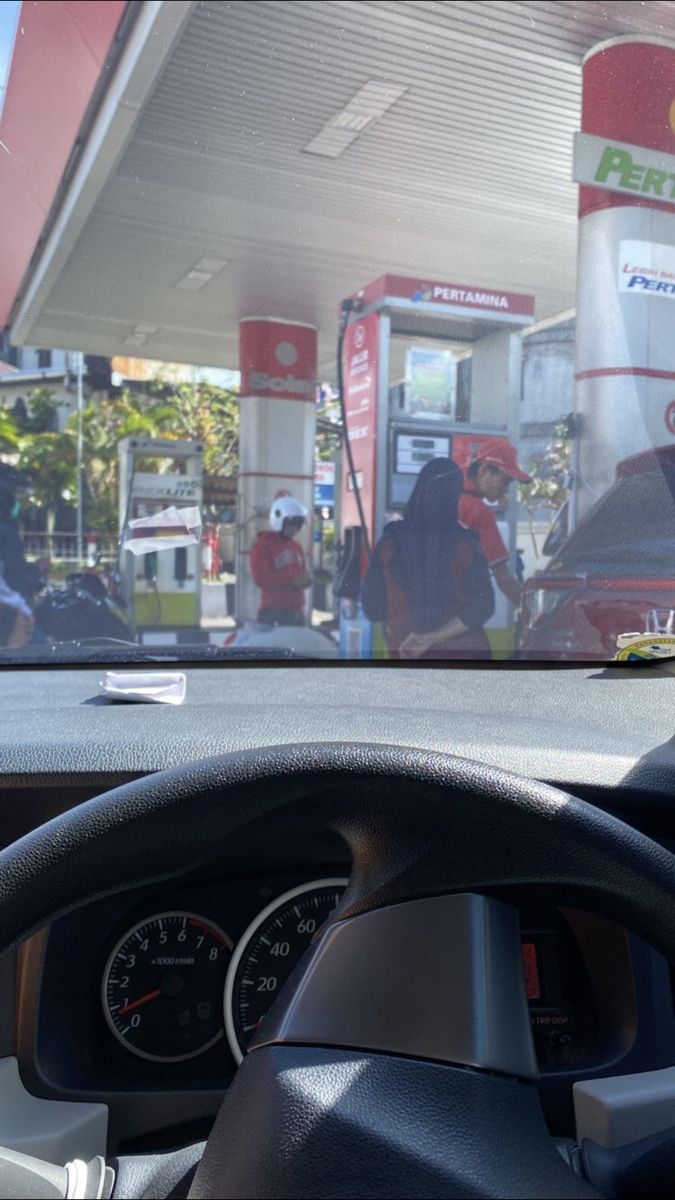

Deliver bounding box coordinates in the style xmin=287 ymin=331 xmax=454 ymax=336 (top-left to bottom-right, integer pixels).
xmin=574 ymin=37 xmax=675 ymax=520
xmin=237 ymin=318 xmax=318 ymax=623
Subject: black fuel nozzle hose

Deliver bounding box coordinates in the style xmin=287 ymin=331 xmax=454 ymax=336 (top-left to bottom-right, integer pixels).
xmin=337 ymin=298 xmax=372 ymax=563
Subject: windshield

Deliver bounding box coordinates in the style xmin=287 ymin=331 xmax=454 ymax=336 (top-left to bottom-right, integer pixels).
xmin=1 ymin=0 xmax=675 ymax=665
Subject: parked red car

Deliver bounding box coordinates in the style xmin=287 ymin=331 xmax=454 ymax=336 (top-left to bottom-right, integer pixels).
xmin=520 ymin=446 xmax=675 ymax=660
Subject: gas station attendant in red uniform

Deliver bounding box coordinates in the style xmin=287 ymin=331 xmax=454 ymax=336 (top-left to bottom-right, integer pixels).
xmin=250 ymin=495 xmax=312 ymax=627
xmin=459 ymin=439 xmax=531 ymax=610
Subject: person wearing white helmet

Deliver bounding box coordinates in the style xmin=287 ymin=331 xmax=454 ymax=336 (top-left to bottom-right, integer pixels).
xmin=249 ymin=495 xmax=312 ymax=626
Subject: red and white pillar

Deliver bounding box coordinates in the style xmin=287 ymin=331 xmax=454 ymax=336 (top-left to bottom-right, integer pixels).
xmin=237 ymin=318 xmax=317 ymax=622
xmin=575 ymin=37 xmax=675 ymax=519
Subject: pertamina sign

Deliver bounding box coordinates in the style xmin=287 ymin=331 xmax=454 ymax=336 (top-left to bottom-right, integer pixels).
xmin=574 ymin=133 xmax=675 ymax=206
xmin=351 ymin=274 xmax=534 ymax=321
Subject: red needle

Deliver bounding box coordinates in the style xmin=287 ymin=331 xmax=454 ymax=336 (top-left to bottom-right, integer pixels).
xmin=117 ymin=988 xmax=161 ymax=1016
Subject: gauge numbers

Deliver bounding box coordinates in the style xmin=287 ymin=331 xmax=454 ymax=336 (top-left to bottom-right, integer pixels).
xmin=102 ymin=911 xmax=232 ymax=1062
xmin=224 ymin=879 xmax=347 ymax=1063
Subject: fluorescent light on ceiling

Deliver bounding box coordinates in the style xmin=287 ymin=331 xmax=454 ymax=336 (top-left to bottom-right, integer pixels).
xmin=303 ymin=129 xmax=360 ymax=159
xmin=304 ymin=80 xmax=407 ymax=159
xmin=176 ymin=271 xmax=212 ymax=291
xmin=175 ymin=257 xmax=228 ymax=291
xmin=193 ymin=257 xmax=227 ymax=273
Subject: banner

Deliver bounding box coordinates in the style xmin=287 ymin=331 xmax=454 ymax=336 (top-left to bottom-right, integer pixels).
xmin=406 ymin=347 xmax=455 ymax=418
xmin=314 ymin=460 xmax=335 ymax=506
xmin=619 ymin=239 xmax=675 ymax=297
xmin=341 ymin=313 xmax=379 ymax=535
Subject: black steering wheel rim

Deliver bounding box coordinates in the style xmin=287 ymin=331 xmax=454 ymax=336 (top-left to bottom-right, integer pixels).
xmin=1 ymin=742 xmax=675 ymax=958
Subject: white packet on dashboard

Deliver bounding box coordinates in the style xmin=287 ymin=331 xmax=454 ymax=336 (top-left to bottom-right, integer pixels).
xmin=100 ymin=671 xmax=186 ymax=705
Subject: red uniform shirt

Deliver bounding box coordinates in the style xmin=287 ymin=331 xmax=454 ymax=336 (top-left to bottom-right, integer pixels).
xmin=458 ymin=474 xmax=509 ymax=567
xmin=250 ymin=530 xmax=307 ymax=615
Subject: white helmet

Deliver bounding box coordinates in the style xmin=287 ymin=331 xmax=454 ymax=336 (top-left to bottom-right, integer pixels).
xmin=269 ymin=495 xmax=308 ymax=532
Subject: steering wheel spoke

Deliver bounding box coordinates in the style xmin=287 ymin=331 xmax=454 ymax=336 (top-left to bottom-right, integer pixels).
xmin=252 ymin=892 xmax=537 ymax=1080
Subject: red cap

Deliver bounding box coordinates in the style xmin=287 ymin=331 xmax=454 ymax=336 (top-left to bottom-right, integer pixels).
xmin=471 ymin=438 xmax=531 ymax=483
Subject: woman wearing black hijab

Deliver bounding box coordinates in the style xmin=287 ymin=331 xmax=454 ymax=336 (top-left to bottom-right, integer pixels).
xmin=361 ymin=457 xmax=495 ymax=659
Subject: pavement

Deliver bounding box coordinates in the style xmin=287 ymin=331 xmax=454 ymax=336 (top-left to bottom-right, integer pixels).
xmin=200 ymin=608 xmax=335 ymax=631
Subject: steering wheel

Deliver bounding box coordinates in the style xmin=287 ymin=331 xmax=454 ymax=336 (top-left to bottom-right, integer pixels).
xmin=3 ymin=743 xmax=675 ymax=1199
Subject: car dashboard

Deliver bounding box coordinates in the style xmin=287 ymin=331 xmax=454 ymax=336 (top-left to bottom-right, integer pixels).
xmin=2 ymin=663 xmax=675 ymax=1161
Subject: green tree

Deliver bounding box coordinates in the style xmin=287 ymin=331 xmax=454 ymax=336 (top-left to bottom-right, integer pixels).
xmin=0 ymin=389 xmax=75 ymax=532
xmin=75 ymin=391 xmax=162 ymax=533
xmin=0 ymin=405 xmax=20 ymax=454
xmin=3 ymin=379 xmax=240 ymax=537
xmin=17 ymin=432 xmax=77 ymax=532
xmin=518 ymin=419 xmax=573 ymax=559
xmin=151 ymin=381 xmax=239 ymax=476
xmin=519 ymin=420 xmax=572 ymax=515
xmin=25 ymin=386 xmax=61 ymax=433
xmin=75 ymin=381 xmax=239 ymax=534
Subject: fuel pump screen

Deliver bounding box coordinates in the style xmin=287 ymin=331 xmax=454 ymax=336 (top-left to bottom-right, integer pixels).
xmin=394 ymin=433 xmax=450 ymax=474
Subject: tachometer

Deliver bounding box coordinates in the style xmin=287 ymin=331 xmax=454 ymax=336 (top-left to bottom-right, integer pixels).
xmin=224 ymin=879 xmax=348 ymax=1063
xmin=102 ymin=911 xmax=232 ymax=1062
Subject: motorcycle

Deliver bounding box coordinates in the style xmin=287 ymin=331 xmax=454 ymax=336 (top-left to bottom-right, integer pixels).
xmin=34 ymin=570 xmax=135 ymax=644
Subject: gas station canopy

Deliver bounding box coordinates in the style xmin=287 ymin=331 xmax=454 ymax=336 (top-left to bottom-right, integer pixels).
xmin=4 ymin=0 xmax=675 ymax=376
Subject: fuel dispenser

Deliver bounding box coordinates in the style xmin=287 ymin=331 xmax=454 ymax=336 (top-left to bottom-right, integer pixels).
xmin=337 ymin=274 xmax=535 ymax=658
xmin=118 ymin=437 xmax=203 ymax=636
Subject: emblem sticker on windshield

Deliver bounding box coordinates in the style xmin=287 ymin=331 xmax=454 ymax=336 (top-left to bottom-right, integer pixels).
xmin=615 ymin=633 xmax=675 ymax=661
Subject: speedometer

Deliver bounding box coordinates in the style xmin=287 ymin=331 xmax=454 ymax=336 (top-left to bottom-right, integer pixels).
xmin=224 ymin=879 xmax=348 ymax=1063
xmin=102 ymin=911 xmax=232 ymax=1062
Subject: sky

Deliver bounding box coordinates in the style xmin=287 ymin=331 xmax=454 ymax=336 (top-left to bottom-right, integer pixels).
xmin=0 ymin=1 xmax=21 ymax=121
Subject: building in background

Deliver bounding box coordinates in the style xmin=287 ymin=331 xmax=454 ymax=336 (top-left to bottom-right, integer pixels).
xmin=0 ymin=337 xmax=117 ymax=431
xmin=0 ymin=340 xmax=77 ymax=430
xmin=111 ymin=356 xmax=239 ymax=392
xmin=520 ymin=315 xmax=576 ymax=467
